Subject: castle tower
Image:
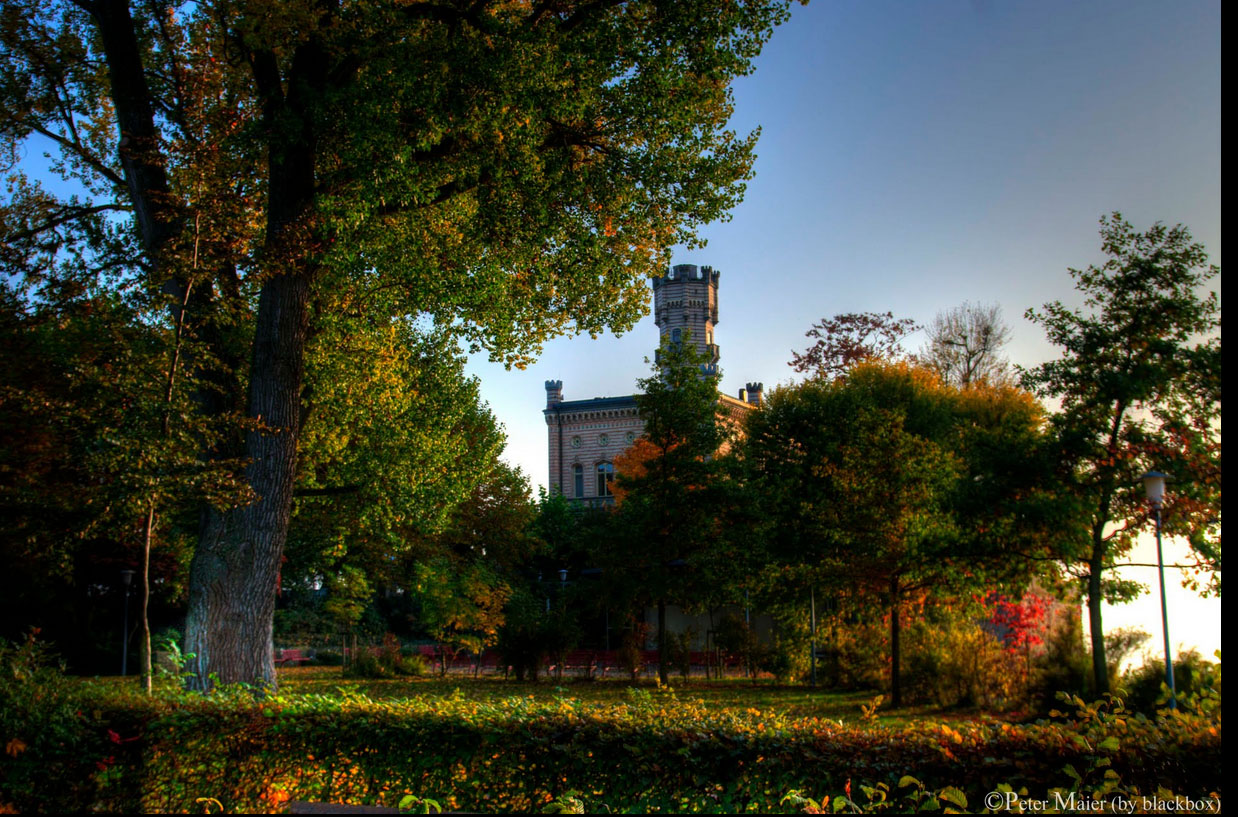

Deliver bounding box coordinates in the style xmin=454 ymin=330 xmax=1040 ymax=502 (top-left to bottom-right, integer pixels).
xmin=545 ymin=380 xmax=563 ymax=408
xmin=651 ymin=263 xmax=721 ymax=375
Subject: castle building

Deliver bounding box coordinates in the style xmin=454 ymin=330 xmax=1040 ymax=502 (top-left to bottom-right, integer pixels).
xmin=544 ymin=264 xmax=763 ymax=501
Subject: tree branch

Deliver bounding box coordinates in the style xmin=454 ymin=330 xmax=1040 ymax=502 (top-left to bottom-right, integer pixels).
xmin=294 ymin=485 xmax=363 ymax=498
xmin=1111 ymin=562 xmax=1213 ymax=570
xmin=24 ymin=118 xmax=126 ymax=190
xmin=3 ymin=202 xmax=129 ymax=244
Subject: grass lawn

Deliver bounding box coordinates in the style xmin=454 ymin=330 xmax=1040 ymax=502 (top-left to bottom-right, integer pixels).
xmin=273 ymin=665 xmax=1018 ymax=728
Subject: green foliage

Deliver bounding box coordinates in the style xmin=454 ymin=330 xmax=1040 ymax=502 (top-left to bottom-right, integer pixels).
xmin=399 ymin=794 xmax=443 ymax=814
xmin=1118 ymin=649 xmax=1221 ymax=715
xmin=413 ymin=557 xmax=511 ymax=663
xmin=312 ymin=650 xmax=344 ymax=667
xmin=666 ymin=629 xmax=697 ymax=681
xmin=289 ymin=326 xmax=507 ymax=584
xmin=0 ymin=632 xmax=109 ymax=812
xmin=745 ymin=362 xmax=1054 ymax=705
xmin=609 ymin=333 xmax=732 ymax=684
xmin=151 ymin=629 xmax=195 ymax=680
xmin=3 ymin=671 xmax=1221 ymax=814
xmin=1103 ymin=627 xmax=1151 ymax=690
xmin=713 ymin=613 xmax=771 ymax=678
xmin=1021 ymin=612 xmax=1092 ymax=713
xmin=323 ymin=566 xmax=373 ymax=635
xmin=2 ymin=0 xmax=797 ymax=687
xmin=1022 ymin=213 xmax=1222 ymax=693
xmin=903 ymin=619 xmax=1024 ymax=710
xmin=0 ymin=283 xmax=226 ymax=672
xmin=343 ymin=635 xmax=428 ymax=680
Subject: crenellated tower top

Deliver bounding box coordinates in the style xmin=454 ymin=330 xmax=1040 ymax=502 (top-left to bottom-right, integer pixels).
xmin=651 ymin=264 xmax=720 ymax=375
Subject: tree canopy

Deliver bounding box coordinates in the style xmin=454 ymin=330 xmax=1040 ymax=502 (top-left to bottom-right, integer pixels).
xmin=919 ymin=301 xmax=1012 ymax=388
xmin=789 ymin=311 xmax=920 ymax=380
xmin=744 ymin=361 xmax=1053 ymax=704
xmin=1 ymin=0 xmax=796 ymax=687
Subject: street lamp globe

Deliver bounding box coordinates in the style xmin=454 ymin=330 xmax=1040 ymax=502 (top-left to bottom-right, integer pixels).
xmin=1141 ymin=471 xmax=1169 ymax=508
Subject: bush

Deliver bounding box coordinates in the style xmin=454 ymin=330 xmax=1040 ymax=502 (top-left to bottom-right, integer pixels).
xmin=1119 ymin=649 xmax=1221 ymax=714
xmin=904 ymin=619 xmax=1025 ymax=710
xmin=713 ymin=614 xmax=771 ymax=678
xmin=344 ymin=650 xmax=388 ymax=679
xmin=341 ymin=635 xmax=428 ymax=678
xmin=1026 ymin=612 xmax=1092 ymax=712
xmin=0 ymin=632 xmax=114 ymax=813
xmin=10 ymin=680 xmax=1219 ymax=813
xmin=615 ymin=621 xmax=648 ymax=681
xmin=312 ymin=649 xmax=344 ymax=666
xmin=665 ymin=628 xmax=695 ymax=680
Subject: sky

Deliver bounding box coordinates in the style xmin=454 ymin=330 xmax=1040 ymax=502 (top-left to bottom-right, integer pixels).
xmin=462 ymin=0 xmax=1222 ymax=665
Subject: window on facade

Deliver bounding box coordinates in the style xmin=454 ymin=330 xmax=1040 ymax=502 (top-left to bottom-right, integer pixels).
xmin=596 ymin=462 xmax=614 ymax=497
xmin=573 ymin=464 xmax=584 ymax=498
xmin=671 ymin=328 xmax=681 ymax=344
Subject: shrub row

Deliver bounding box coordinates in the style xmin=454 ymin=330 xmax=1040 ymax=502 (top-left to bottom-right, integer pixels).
xmin=2 ymin=679 xmax=1221 ymax=814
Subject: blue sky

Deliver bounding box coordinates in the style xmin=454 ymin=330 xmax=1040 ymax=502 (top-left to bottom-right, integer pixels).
xmin=464 ymin=0 xmax=1221 ymax=662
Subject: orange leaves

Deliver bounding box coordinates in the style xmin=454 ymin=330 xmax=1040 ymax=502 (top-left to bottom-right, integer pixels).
xmin=4 ymin=738 xmax=27 ymax=758
xmin=610 ymin=436 xmax=658 ymax=504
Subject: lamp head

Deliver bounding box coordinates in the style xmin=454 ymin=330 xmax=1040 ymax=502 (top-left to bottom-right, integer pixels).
xmin=1141 ymin=471 xmax=1170 ymax=508
xmin=120 ymin=569 xmax=136 ymax=588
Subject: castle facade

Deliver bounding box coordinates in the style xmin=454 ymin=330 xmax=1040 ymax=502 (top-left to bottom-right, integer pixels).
xmin=544 ymin=263 xmax=763 ymax=501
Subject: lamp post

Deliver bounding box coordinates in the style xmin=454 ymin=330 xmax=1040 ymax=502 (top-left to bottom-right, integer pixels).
xmin=119 ymin=569 xmax=135 ymax=676
xmin=1141 ymin=470 xmax=1176 ymax=709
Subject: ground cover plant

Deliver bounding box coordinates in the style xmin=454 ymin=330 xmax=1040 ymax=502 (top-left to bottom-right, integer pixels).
xmin=1 ymin=645 xmax=1221 ymax=814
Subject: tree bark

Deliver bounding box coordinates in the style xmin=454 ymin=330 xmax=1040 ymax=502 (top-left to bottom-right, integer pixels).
xmin=889 ymin=574 xmax=901 ymax=708
xmin=1087 ymin=541 xmax=1108 ymax=695
xmin=657 ymin=598 xmax=668 ymax=686
xmin=183 ymin=271 xmax=311 ymax=689
xmin=1086 ymin=403 xmax=1126 ymax=697
xmin=140 ymin=506 xmax=154 ymax=694
xmin=179 ymin=23 xmax=328 ymax=689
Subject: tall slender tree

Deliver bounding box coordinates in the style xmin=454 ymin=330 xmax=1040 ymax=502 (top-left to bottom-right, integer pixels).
xmin=1022 ymin=213 xmax=1221 ymax=694
xmin=611 ymin=333 xmax=727 ymax=685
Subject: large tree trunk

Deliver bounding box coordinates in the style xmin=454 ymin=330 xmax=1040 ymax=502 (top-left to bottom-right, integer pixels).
xmin=184 ymin=272 xmax=311 ymax=689
xmin=181 ymin=30 xmax=326 ymax=690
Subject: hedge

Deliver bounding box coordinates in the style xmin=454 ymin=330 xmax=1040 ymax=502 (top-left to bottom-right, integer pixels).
xmin=1 ymin=678 xmax=1221 ymax=814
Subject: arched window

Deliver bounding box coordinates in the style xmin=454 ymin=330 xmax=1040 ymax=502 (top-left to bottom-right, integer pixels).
xmin=671 ymin=328 xmax=681 ymax=344
xmin=572 ymin=464 xmax=584 ymax=498
xmin=596 ymin=462 xmax=614 ymax=497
